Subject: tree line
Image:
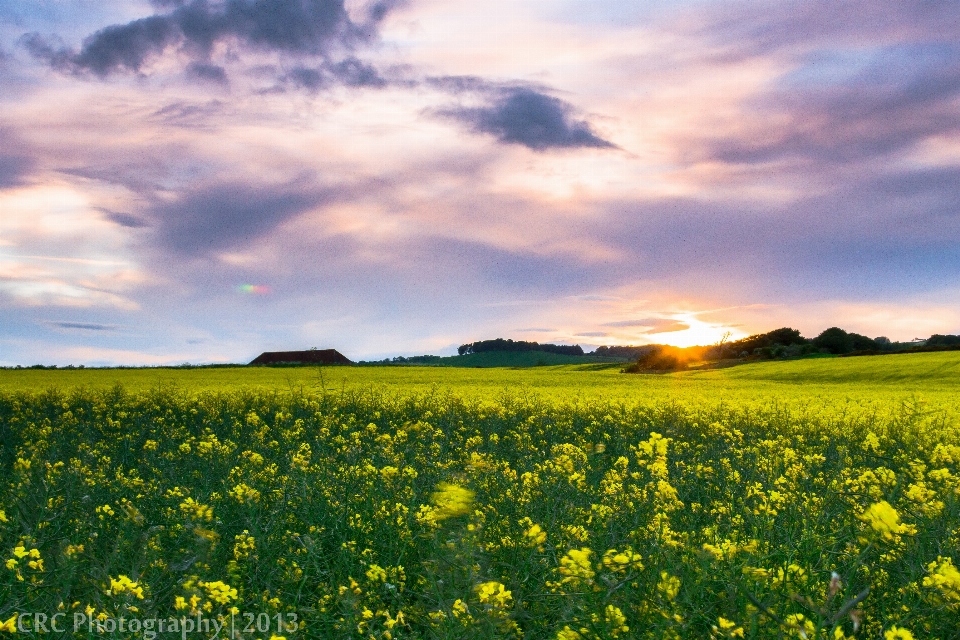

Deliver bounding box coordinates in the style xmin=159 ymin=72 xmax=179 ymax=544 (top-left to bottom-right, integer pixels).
xmin=457 ymin=338 xmax=584 ymax=356
xmin=619 ymin=328 xmax=960 ymax=373
xmin=714 ymin=327 xmax=960 ymax=359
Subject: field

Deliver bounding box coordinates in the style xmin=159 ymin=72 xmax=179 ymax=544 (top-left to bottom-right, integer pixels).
xmin=1 ymin=353 xmax=959 ymax=638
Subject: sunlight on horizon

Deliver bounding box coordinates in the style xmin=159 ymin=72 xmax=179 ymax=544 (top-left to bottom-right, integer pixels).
xmin=648 ymin=314 xmax=745 ymax=348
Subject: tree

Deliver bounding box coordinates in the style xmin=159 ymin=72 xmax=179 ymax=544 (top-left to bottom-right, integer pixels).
xmin=812 ymin=327 xmax=853 ymax=354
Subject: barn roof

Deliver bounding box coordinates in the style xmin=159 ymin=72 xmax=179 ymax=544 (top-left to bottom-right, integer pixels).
xmin=249 ymin=349 xmax=353 ymax=365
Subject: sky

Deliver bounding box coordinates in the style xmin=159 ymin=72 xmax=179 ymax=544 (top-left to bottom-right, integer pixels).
xmin=1 ymin=0 xmax=959 ymax=365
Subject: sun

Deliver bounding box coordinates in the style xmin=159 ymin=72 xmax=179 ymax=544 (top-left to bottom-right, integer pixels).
xmin=651 ymin=314 xmax=744 ymax=348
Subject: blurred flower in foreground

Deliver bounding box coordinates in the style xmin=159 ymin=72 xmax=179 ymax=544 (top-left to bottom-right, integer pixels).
xmin=429 ymin=483 xmax=474 ymax=521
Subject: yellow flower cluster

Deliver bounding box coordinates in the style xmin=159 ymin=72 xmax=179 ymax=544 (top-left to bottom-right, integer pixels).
xmin=107 ymin=575 xmax=145 ymax=599
xmin=557 ymin=548 xmax=595 ymax=587
xmin=859 ymin=500 xmax=917 ymax=542
xmin=179 ymin=497 xmax=214 ymax=522
xmin=227 ymin=482 xmax=261 ymax=504
xmin=2 ymin=377 xmax=959 ymax=638
xmin=424 ymin=482 xmax=475 ymax=523
xmin=922 ymin=556 xmax=960 ymax=608
xmin=475 ymin=581 xmax=512 ymax=608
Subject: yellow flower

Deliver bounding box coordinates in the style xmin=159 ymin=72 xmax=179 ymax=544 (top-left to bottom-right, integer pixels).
xmin=366 ymin=564 xmax=387 ymax=583
xmin=602 ymin=547 xmax=644 ymax=574
xmin=0 ymin=614 xmax=16 ymax=632
xmin=227 ymin=483 xmax=260 ymax=504
xmin=556 ymin=626 xmax=582 ymax=640
xmin=922 ymin=556 xmax=960 ymax=607
xmin=558 ymin=548 xmax=595 ymax=585
xmin=784 ymin=613 xmax=815 ymax=639
xmin=859 ymin=501 xmax=914 ymax=541
xmin=475 ymin=581 xmax=512 ymax=608
xmin=198 ymin=580 xmax=238 ymax=605
xmin=524 ymin=523 xmax=547 ymax=546
xmin=451 ymin=599 xmax=469 ymax=618
xmin=107 ymin=575 xmax=144 ymax=599
xmin=712 ymin=617 xmax=745 ymax=638
xmin=604 ymin=605 xmax=629 ymax=637
xmin=193 ymin=527 xmax=220 ymax=543
xmin=179 ymin=498 xmax=213 ymax=521
xmin=658 ymin=571 xmax=681 ymax=601
xmin=382 ymin=610 xmax=404 ymax=629
xmin=884 ymin=626 xmax=914 ymax=640
xmin=380 ymin=466 xmax=399 ymax=481
xmin=233 ymin=531 xmax=256 ymax=561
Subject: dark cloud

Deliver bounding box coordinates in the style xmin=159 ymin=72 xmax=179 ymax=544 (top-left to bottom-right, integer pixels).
xmin=0 ymin=131 xmax=33 ymax=188
xmin=426 ymin=75 xmax=506 ymax=94
xmin=101 ymin=210 xmax=149 ymax=228
xmin=23 ymin=0 xmax=397 ymax=82
xmin=328 ymin=57 xmax=384 ymax=87
xmin=0 ymin=154 xmax=31 ymax=188
xmin=706 ymin=44 xmax=960 ymax=166
xmin=694 ymin=0 xmax=960 ymax=63
xmin=146 ymin=181 xmax=332 ymax=255
xmin=285 ymin=57 xmax=385 ymax=90
xmin=287 ymin=66 xmax=325 ymax=90
xmin=47 ymin=321 xmax=118 ymax=331
xmin=187 ymin=61 xmax=227 ymax=84
xmin=151 ymin=100 xmax=225 ymax=124
xmin=443 ymin=88 xmax=616 ymax=151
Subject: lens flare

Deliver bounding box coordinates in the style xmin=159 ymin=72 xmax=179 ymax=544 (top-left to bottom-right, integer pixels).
xmin=237 ymin=284 xmax=271 ymax=295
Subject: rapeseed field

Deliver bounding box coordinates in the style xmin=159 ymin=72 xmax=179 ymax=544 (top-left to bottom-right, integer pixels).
xmin=1 ymin=355 xmax=959 ymax=638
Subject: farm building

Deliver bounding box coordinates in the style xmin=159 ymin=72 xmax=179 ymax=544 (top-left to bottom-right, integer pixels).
xmin=249 ymin=349 xmax=353 ymax=365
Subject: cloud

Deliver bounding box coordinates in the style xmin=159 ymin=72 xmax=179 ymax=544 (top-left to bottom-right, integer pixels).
xmin=575 ymin=331 xmax=608 ymax=337
xmin=0 ymin=154 xmax=32 ymax=188
xmin=47 ymin=321 xmax=118 ymax=331
xmin=603 ymin=318 xmax=690 ymax=333
xmin=187 ymin=61 xmax=227 ymax=84
xmin=101 ymin=210 xmax=149 ymax=228
xmin=145 ymin=180 xmax=332 ymax=255
xmin=694 ymin=0 xmax=960 ymax=62
xmin=705 ymin=43 xmax=960 ymax=166
xmin=151 ymin=100 xmax=225 ymax=126
xmin=442 ymin=88 xmax=616 ymax=151
xmin=0 ymin=131 xmax=33 ymax=189
xmin=588 ymin=160 xmax=960 ymax=300
xmin=285 ymin=57 xmax=385 ymax=90
xmin=23 ymin=0 xmax=397 ymax=81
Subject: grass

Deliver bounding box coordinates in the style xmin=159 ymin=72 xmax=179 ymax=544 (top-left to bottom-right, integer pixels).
xmin=1 ymin=353 xmax=958 ymax=638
